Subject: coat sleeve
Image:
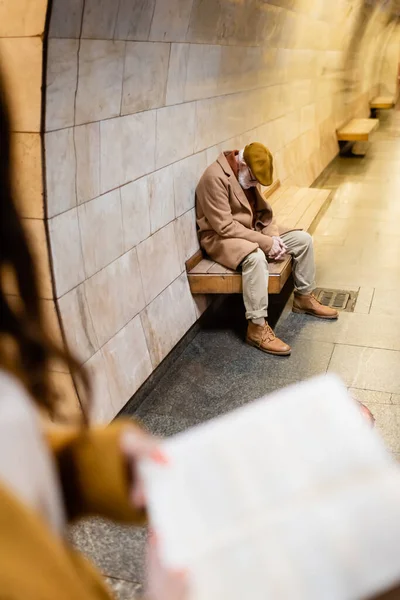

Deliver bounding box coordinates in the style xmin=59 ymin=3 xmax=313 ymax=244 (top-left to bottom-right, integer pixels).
xmin=46 ymin=419 xmax=146 ymax=524
xmin=198 ymin=176 xmax=274 ymax=253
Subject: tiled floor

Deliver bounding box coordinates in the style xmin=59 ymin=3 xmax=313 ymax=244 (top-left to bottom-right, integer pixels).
xmin=70 ymin=108 xmax=400 ymax=597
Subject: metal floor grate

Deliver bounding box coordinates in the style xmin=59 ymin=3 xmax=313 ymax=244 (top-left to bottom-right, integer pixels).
xmin=313 ymin=288 xmax=358 ymax=313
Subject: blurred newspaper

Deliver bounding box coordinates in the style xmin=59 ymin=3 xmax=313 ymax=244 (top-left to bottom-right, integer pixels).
xmin=140 ymin=375 xmax=400 ymax=600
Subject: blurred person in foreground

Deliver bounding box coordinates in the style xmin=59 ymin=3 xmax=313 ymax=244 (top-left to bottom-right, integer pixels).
xmin=0 ymin=75 xmax=186 ymax=599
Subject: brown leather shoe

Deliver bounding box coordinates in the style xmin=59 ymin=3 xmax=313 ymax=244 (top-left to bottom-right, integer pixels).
xmin=292 ymin=293 xmax=339 ymax=320
xmin=246 ymin=322 xmax=291 ymax=356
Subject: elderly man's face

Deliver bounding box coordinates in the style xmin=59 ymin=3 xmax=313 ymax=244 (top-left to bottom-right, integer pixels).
xmin=238 ymin=160 xmax=258 ymax=190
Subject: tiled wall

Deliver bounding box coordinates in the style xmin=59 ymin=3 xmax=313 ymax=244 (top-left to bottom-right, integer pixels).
xmin=45 ymin=0 xmax=400 ymax=423
xmin=0 ymin=0 xmax=82 ymax=420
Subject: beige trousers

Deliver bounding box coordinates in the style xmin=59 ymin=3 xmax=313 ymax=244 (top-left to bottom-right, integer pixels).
xmin=241 ymin=231 xmax=315 ymax=320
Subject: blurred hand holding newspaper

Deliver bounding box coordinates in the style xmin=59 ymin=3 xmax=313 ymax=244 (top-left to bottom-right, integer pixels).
xmin=140 ymin=375 xmax=400 ymax=600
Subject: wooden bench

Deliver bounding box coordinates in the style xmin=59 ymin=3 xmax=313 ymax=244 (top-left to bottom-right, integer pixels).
xmin=336 ymin=118 xmax=379 ymax=142
xmin=370 ymin=96 xmax=395 ymax=110
xmin=186 ymin=181 xmax=332 ymax=295
xmin=370 ymin=95 xmax=396 ymax=118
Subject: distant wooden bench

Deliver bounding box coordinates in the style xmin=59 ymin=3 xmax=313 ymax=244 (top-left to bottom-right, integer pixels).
xmin=337 ymin=118 xmax=379 ymax=142
xmin=370 ymin=96 xmax=395 ymax=110
xmin=186 ymin=181 xmax=331 ymax=295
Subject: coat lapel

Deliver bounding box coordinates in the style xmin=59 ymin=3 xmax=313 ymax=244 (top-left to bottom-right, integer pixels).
xmin=216 ymin=153 xmax=252 ymax=215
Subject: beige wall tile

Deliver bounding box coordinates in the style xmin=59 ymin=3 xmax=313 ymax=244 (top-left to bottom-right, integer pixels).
xmin=11 ymin=133 xmax=43 ymax=219
xmin=22 ymin=218 xmax=53 ymax=300
xmin=137 ymin=222 xmax=182 ymax=305
xmin=0 ymin=37 xmax=42 ymax=132
xmin=76 ymin=40 xmax=125 ymax=125
xmin=81 ymin=0 xmax=119 ymax=39
xmin=165 ymin=43 xmax=190 ymax=105
xmin=84 ymin=248 xmax=145 ymax=346
xmin=115 ymin=0 xmax=156 ymax=41
xmin=58 ymin=284 xmax=99 ymax=364
xmin=120 ymin=177 xmax=151 ymax=251
xmin=156 ymin=102 xmax=196 ymax=169
xmin=78 ymin=190 xmax=124 ymax=278
xmin=84 ymin=350 xmax=116 ymax=424
xmin=184 ymin=44 xmax=221 ymax=102
xmin=149 ymin=165 xmax=175 ymax=235
xmin=46 ymin=40 xmax=79 ymax=132
xmin=173 ymin=151 xmax=207 ymax=217
xmin=186 ymin=0 xmax=222 ymax=44
xmin=122 ymin=42 xmax=170 ymax=115
xmin=49 ymin=0 xmax=84 ymax=38
xmin=100 ymin=111 xmax=156 ymax=193
xmin=174 ymin=209 xmax=199 ymax=270
xmin=48 ymin=208 xmax=85 ymax=298
xmin=0 ymin=0 xmax=47 ymax=36
xmin=142 ymin=273 xmax=196 ymax=368
xmin=45 ymin=128 xmax=77 ymax=218
xmin=149 ymin=0 xmax=193 ymax=42
xmin=102 ymin=315 xmax=152 ymax=412
xmin=75 ymin=123 xmax=100 ymax=204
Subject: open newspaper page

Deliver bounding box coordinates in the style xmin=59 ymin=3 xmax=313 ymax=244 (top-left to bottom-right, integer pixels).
xmin=140 ymin=375 xmax=400 ymax=600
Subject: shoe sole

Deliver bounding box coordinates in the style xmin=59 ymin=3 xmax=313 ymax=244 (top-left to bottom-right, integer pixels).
xmin=292 ymin=307 xmax=339 ymax=320
xmin=246 ymin=338 xmax=291 ymax=356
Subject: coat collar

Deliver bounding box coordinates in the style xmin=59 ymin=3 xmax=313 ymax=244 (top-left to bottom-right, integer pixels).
xmin=216 ymin=152 xmax=270 ymax=213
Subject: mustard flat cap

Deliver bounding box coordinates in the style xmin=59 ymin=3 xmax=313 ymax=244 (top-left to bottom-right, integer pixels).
xmin=243 ymin=142 xmax=273 ymax=186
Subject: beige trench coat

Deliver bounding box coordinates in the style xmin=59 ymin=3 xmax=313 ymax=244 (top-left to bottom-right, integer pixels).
xmin=196 ymin=152 xmax=290 ymax=270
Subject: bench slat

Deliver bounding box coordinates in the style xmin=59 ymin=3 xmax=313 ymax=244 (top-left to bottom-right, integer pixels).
xmin=337 ymin=118 xmax=379 ymax=142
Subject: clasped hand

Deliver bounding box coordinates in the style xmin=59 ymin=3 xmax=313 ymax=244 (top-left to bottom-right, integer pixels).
xmin=268 ymin=236 xmax=287 ymax=261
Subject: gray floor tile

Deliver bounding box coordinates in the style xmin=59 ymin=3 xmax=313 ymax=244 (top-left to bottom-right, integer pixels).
xmin=69 ymin=518 xmax=146 ymax=584
xmin=348 ymin=388 xmax=393 ymax=405
xmin=391 ymin=394 xmax=400 ymax=405
xmin=328 ymin=345 xmax=400 ymax=394
xmin=105 ymin=578 xmax=142 ymax=600
xmin=370 ymin=288 xmax=400 ymax=316
xmin=358 ymin=402 xmax=400 ymax=453
xmin=276 ymin=310 xmax=400 ymax=351
xmin=136 ymin=333 xmax=334 ymax=422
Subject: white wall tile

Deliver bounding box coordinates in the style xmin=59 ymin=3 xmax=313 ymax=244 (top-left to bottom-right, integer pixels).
xmin=78 ymin=190 xmax=124 ymax=278
xmin=174 ymin=209 xmax=199 ymax=270
xmin=100 ymin=110 xmax=156 ymax=193
xmin=184 ymin=44 xmax=221 ymax=102
xmin=165 ymin=43 xmax=190 ymax=105
xmin=149 ymin=165 xmax=175 ymax=234
xmin=142 ymin=272 xmax=196 ymax=368
xmin=45 ymin=128 xmax=76 ymax=218
xmin=120 ymin=177 xmax=151 ymax=251
xmin=76 ymin=40 xmax=125 ymax=125
xmin=81 ymin=0 xmax=119 ymax=39
xmin=156 ymin=102 xmax=195 ymax=169
xmin=149 ymin=0 xmax=193 ymax=42
xmin=58 ymin=283 xmax=99 ymax=364
xmin=103 ymin=315 xmax=152 ymax=412
xmin=75 ymin=122 xmax=100 ymax=204
xmin=84 ymin=350 xmax=116 ymax=424
xmin=137 ymin=222 xmax=181 ymax=305
xmin=49 ymin=0 xmax=84 ymax=38
xmin=46 ymin=39 xmax=78 ymax=131
xmin=173 ymin=151 xmax=207 ymax=217
xmin=84 ymin=248 xmax=145 ymax=346
xmin=115 ymin=0 xmax=156 ymax=41
xmin=122 ymin=42 xmax=170 ymax=115
xmin=49 ymin=208 xmax=85 ymax=298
